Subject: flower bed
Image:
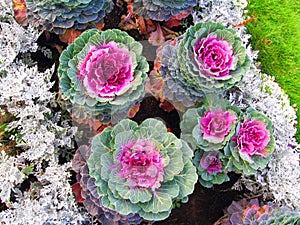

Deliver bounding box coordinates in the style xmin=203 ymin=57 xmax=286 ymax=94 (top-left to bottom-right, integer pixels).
xmin=0 ymin=0 xmax=299 ymax=224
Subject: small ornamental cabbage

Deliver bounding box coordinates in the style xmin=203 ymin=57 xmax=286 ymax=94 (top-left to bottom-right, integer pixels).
xmin=25 ymin=0 xmax=113 ymax=34
xmin=131 ymin=0 xmax=197 ymax=21
xmin=180 ymin=96 xmax=240 ymax=187
xmin=88 ymin=118 xmax=198 ymax=221
xmin=214 ymin=198 xmax=272 ymax=225
xmin=58 ymin=29 xmax=149 ymax=123
xmin=72 ymin=145 xmax=147 ymax=225
xmin=224 ymin=108 xmax=275 ymax=175
xmin=215 ymin=198 xmax=300 ymax=225
xmin=158 ymin=22 xmax=251 ymax=108
xmin=193 ymin=150 xmax=229 ymax=188
xmin=180 ymin=96 xmax=240 ymax=151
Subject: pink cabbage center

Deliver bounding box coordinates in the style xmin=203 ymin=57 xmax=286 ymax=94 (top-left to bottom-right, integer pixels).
xmin=194 ymin=36 xmax=235 ymax=78
xmin=79 ymin=41 xmax=134 ymax=98
xmin=118 ymin=139 xmax=164 ymax=189
xmin=236 ymin=119 xmax=270 ymax=158
xmin=200 ymin=151 xmax=222 ymax=174
xmin=200 ymin=109 xmax=237 ymax=143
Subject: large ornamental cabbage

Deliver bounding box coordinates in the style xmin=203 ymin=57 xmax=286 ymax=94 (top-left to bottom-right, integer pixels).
xmin=157 ymin=22 xmax=251 ymax=108
xmin=88 ymin=118 xmax=198 ymax=221
xmin=131 ymin=0 xmax=197 ymax=21
xmin=72 ymin=145 xmax=147 ymax=225
xmin=180 ymin=96 xmax=241 ymax=187
xmin=224 ymin=108 xmax=275 ymax=176
xmin=25 ymin=0 xmax=113 ymax=34
xmin=58 ymin=29 xmax=149 ymax=123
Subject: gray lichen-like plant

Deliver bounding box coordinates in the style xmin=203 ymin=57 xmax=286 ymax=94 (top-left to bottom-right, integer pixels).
xmin=180 ymin=95 xmax=241 ymax=187
xmin=157 ymin=22 xmax=251 ymax=108
xmin=88 ymin=118 xmax=198 ymax=221
xmin=25 ymin=0 xmax=114 ymax=34
xmin=58 ymin=29 xmax=149 ymax=123
xmin=224 ymin=108 xmax=275 ymax=176
xmin=131 ymin=0 xmax=197 ymax=21
xmin=72 ymin=145 xmax=147 ymax=225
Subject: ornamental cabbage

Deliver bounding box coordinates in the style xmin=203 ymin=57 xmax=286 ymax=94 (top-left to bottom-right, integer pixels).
xmin=180 ymin=96 xmax=240 ymax=151
xmin=193 ymin=150 xmax=229 ymax=188
xmin=131 ymin=0 xmax=197 ymax=21
xmin=215 ymin=198 xmax=272 ymax=225
xmin=88 ymin=118 xmax=198 ymax=221
xmin=258 ymin=207 xmax=300 ymax=225
xmin=224 ymin=108 xmax=275 ymax=175
xmin=25 ymin=0 xmax=113 ymax=34
xmin=58 ymin=29 xmax=149 ymax=123
xmin=215 ymin=198 xmax=300 ymax=225
xmin=72 ymin=145 xmax=146 ymax=225
xmin=158 ymin=22 xmax=251 ymax=108
xmin=180 ymin=96 xmax=240 ymax=187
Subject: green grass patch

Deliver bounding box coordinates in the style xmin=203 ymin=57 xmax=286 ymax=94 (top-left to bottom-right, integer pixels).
xmin=246 ymin=0 xmax=300 ymax=142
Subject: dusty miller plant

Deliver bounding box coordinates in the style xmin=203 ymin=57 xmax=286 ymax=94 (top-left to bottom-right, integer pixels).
xmin=0 ymin=2 xmax=91 ymax=223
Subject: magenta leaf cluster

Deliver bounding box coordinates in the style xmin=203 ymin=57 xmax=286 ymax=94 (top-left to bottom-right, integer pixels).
xmin=118 ymin=139 xmax=164 ymax=190
xmin=200 ymin=108 xmax=237 ymax=144
xmin=79 ymin=42 xmax=134 ymax=98
xmin=195 ymin=36 xmax=235 ymax=78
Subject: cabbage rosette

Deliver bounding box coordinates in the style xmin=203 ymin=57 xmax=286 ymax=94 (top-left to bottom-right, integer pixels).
xmin=159 ymin=22 xmax=251 ymax=107
xmin=25 ymin=0 xmax=114 ymax=34
xmin=180 ymin=96 xmax=240 ymax=187
xmin=88 ymin=118 xmax=198 ymax=221
xmin=193 ymin=150 xmax=230 ymax=188
xmin=224 ymin=108 xmax=275 ymax=175
xmin=180 ymin=96 xmax=240 ymax=151
xmin=58 ymin=29 xmax=149 ymax=123
xmin=132 ymin=0 xmax=197 ymax=21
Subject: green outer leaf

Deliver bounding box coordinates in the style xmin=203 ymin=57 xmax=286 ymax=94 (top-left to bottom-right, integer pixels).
xmin=91 ymin=127 xmax=113 ymax=155
xmin=174 ymin=160 xmax=197 ymax=199
xmin=156 ymin=181 xmax=180 ymax=199
xmin=161 ymin=135 xmax=184 ymax=182
xmin=114 ymin=198 xmax=140 ymax=215
xmin=113 ymin=119 xmax=138 ymax=135
xmin=116 ymin=185 xmax=152 ymax=204
xmin=138 ymin=210 xmax=171 ymax=221
xmin=199 ymin=179 xmax=213 ymax=188
xmin=136 ymin=118 xmax=167 ymax=140
xmin=140 ymin=191 xmax=173 ymax=214
xmin=100 ymin=152 xmax=114 ymax=181
xmin=180 ymin=108 xmax=199 ymax=134
xmin=180 ymin=140 xmax=194 ymax=164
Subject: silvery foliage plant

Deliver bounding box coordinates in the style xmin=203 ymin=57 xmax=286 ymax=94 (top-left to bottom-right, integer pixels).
xmin=0 ymin=0 xmax=38 ymax=70
xmin=0 ymin=1 xmax=91 ymax=224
